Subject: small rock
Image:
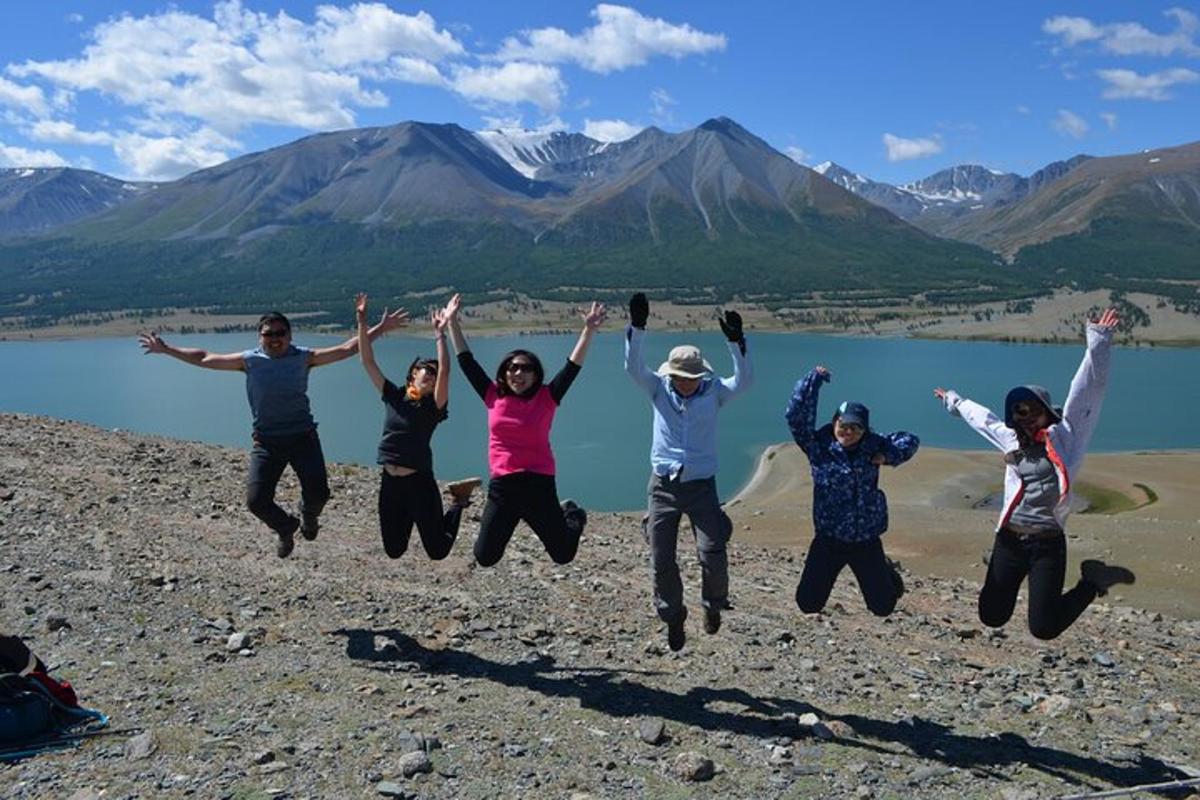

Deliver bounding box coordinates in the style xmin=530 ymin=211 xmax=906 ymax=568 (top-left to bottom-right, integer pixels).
xmin=125 ymin=731 xmax=156 ymax=760
xmin=398 ymin=750 xmax=432 ymax=777
xmin=0 ymin=486 xmax=14 ymax=502
xmin=1036 ymin=695 xmax=1072 ymax=717
xmin=376 ymin=781 xmax=406 ymax=797
xmin=251 ymin=749 xmax=275 ymax=765
xmin=226 ymin=632 xmax=249 ymax=652
xmin=1092 ymin=652 xmax=1116 ymax=668
xmin=638 ymin=718 xmax=666 ymax=745
xmin=671 ymin=751 xmax=715 ymax=782
xmin=45 ymin=614 xmax=71 ymax=632
xmin=67 ymin=790 xmax=101 ymax=800
xmin=796 ymin=712 xmax=821 ymax=729
xmin=908 ymin=765 xmax=952 ymax=784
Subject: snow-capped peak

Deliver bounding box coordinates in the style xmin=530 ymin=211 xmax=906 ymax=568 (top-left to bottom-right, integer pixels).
xmin=475 ymin=128 xmax=607 ymax=179
xmin=813 ymin=161 xmax=834 ymax=175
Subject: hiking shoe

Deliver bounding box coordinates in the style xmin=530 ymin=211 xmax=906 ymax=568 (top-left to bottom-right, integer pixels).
xmin=667 ymin=616 xmax=686 ymax=652
xmin=276 ymin=516 xmax=300 ymax=558
xmin=561 ymin=499 xmax=587 ymax=531
xmin=300 ymin=513 xmax=320 ymax=541
xmin=703 ymin=606 xmax=722 ymax=635
xmin=1080 ymin=559 xmax=1135 ymax=596
xmin=446 ymin=477 xmax=482 ymax=507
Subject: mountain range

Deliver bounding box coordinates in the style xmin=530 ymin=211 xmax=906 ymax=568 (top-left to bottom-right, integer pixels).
xmin=0 ymin=117 xmax=1197 ymax=320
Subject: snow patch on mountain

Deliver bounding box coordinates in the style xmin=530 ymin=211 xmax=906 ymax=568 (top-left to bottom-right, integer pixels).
xmin=475 ymin=129 xmax=608 ymax=179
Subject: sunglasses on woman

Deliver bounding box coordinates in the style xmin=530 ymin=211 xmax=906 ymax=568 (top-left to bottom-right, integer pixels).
xmin=1012 ymin=401 xmax=1044 ymax=420
xmin=506 ymin=362 xmax=534 ymax=374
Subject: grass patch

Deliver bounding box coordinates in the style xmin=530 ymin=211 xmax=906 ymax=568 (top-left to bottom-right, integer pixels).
xmin=1075 ymin=481 xmax=1154 ymax=514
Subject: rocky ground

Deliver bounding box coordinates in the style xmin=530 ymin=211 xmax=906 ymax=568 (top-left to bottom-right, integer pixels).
xmin=2 ymin=413 xmax=1198 ymax=799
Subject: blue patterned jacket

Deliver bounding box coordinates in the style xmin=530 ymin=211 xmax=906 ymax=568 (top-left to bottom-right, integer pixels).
xmin=785 ymin=369 xmax=919 ymax=542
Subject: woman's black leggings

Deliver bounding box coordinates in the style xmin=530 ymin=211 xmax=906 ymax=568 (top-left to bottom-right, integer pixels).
xmin=475 ymin=472 xmax=582 ymax=566
xmin=379 ymin=471 xmax=462 ymax=560
xmin=978 ymin=530 xmax=1097 ymax=640
xmin=795 ymin=535 xmax=901 ymax=617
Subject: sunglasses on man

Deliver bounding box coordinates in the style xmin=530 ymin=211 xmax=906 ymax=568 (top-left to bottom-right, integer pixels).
xmin=260 ymin=328 xmax=290 ymax=338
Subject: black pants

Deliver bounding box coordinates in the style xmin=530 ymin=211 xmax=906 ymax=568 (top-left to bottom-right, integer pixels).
xmin=379 ymin=471 xmax=462 ymax=560
xmin=475 ymin=472 xmax=581 ymax=567
xmin=246 ymin=430 xmax=330 ymax=534
xmin=978 ymin=530 xmax=1097 ymax=640
xmin=795 ymin=535 xmax=900 ymax=617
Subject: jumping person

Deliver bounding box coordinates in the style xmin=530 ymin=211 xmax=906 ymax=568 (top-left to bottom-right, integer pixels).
xmin=624 ymin=293 xmax=752 ymax=652
xmin=138 ymin=309 xmax=406 ymax=558
xmin=355 ymin=292 xmax=480 ymax=561
xmin=934 ymin=308 xmax=1134 ymax=640
xmin=446 ymin=297 xmax=607 ymax=567
xmin=785 ymin=365 xmax=918 ymax=617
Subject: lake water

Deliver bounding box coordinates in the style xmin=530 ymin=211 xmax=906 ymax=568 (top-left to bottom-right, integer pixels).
xmin=2 ymin=331 xmax=1196 ymax=511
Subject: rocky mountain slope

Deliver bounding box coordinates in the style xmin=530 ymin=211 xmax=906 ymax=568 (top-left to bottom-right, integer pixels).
xmin=2 ymin=413 xmax=1198 ymax=798
xmin=0 ymin=168 xmax=146 ymax=238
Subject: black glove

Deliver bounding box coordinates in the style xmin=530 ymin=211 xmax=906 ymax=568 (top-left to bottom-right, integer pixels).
xmin=629 ymin=293 xmax=649 ymax=329
xmin=718 ymin=309 xmax=744 ymax=343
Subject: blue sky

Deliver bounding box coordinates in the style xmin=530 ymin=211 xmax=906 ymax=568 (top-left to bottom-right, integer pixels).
xmin=1 ymin=1 xmax=1197 ymax=182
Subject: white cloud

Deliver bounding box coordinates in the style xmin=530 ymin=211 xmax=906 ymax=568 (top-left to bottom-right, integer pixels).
xmin=0 ymin=140 xmax=68 ymax=167
xmin=649 ymin=87 xmax=677 ymax=126
xmin=312 ymin=5 xmax=464 ymax=66
xmin=1043 ymin=9 xmax=1200 ymax=57
xmin=1015 ymin=105 xmax=1032 ymax=115
xmin=495 ymin=4 xmax=726 ymax=73
xmin=1100 ymin=111 xmax=1119 ymax=130
xmin=29 ymin=120 xmax=114 ymax=145
xmin=111 ymin=128 xmax=237 ymax=180
xmin=881 ymin=132 xmax=943 ymax=162
xmin=9 ymin=2 xmax=460 ymax=134
xmin=583 ymin=118 xmax=642 ymax=141
xmin=0 ymin=77 xmax=49 ymax=117
xmin=66 ymin=13 xmax=84 ymax=25
xmin=1097 ymin=67 xmax=1199 ymax=100
xmin=451 ymin=62 xmax=564 ymax=111
xmin=1052 ymin=109 xmax=1090 ymax=139
xmin=784 ymin=146 xmax=811 ymax=164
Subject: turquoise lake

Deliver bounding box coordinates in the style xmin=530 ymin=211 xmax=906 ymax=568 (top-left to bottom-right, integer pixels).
xmin=2 ymin=331 xmax=1196 ymax=511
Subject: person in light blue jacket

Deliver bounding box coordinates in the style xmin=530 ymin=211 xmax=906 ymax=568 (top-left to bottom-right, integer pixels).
xmin=785 ymin=365 xmax=919 ymax=617
xmin=934 ymin=308 xmax=1134 ymax=640
xmin=625 ymin=293 xmax=752 ymax=652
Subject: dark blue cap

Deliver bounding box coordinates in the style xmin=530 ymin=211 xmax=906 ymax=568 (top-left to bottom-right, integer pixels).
xmin=836 ymin=401 xmax=869 ymax=429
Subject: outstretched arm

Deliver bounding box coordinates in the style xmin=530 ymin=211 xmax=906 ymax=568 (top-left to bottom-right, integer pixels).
xmin=624 ymin=293 xmax=660 ymax=396
xmin=354 ymin=293 xmax=387 ymax=394
xmin=568 ymin=302 xmax=607 ymax=366
xmin=1059 ymin=308 xmax=1117 ymax=448
xmin=871 ymin=431 xmax=920 ymax=466
xmin=311 ymin=306 xmax=408 ymax=368
xmin=446 ymin=296 xmax=491 ymax=400
xmin=785 ymin=365 xmax=829 ymax=455
xmin=933 ymin=387 xmax=1017 ymax=452
xmin=431 ymin=295 xmax=457 ymax=410
xmin=138 ymin=332 xmax=244 ymax=371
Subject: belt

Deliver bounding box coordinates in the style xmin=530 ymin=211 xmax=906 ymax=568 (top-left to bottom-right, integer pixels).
xmin=1002 ymin=523 xmax=1063 ymax=540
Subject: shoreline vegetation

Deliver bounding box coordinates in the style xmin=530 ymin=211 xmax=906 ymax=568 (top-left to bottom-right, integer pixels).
xmin=726 ymin=443 xmax=1200 ymax=620
xmin=3 ymin=287 xmax=1200 ymax=347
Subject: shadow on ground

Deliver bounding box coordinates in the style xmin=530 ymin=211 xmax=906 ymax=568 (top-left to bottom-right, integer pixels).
xmin=334 ymin=627 xmax=1192 ymax=795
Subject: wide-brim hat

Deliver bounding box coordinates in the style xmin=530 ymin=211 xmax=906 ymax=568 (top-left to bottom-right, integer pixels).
xmin=1004 ymin=385 xmax=1062 ymax=427
xmin=657 ymin=345 xmax=712 ymax=379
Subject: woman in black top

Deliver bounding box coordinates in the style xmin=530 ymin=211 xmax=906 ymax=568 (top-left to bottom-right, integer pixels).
xmin=356 ymin=293 xmax=480 ymax=560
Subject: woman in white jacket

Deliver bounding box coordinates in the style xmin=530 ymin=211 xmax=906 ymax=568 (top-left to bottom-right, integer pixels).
xmin=934 ymin=308 xmax=1134 ymax=640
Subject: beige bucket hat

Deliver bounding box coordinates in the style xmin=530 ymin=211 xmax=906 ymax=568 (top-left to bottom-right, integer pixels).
xmin=656 ymin=344 xmax=713 ymax=379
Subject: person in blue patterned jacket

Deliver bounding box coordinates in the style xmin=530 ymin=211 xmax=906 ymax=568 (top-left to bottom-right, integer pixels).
xmin=785 ymin=365 xmax=919 ymax=617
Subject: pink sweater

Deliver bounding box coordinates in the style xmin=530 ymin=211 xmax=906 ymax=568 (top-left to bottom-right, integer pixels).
xmin=485 ymin=385 xmax=558 ymax=477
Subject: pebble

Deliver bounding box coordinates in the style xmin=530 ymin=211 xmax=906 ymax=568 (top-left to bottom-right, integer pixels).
xmin=638 ymin=718 xmax=666 ymax=745
xmin=671 ymin=752 xmax=715 ymax=782
xmin=397 ymin=750 xmax=432 ymax=777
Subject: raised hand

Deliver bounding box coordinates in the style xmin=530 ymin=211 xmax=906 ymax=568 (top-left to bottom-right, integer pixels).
xmin=814 ymin=364 xmax=831 ymax=378
xmin=933 ymin=387 xmax=948 ymax=400
xmin=582 ymin=301 xmax=608 ymax=330
xmin=629 ymin=292 xmax=649 ymax=329
xmin=377 ymin=306 xmax=410 ymax=333
xmin=355 ymin=292 xmax=369 ymax=319
xmin=718 ymin=309 xmax=744 ymax=343
xmin=871 ymin=454 xmax=887 ymax=466
xmin=138 ymin=331 xmax=167 ymax=355
xmin=1093 ymin=307 xmax=1120 ymax=330
xmin=443 ymin=293 xmax=462 ymax=322
xmin=431 ymin=308 xmax=449 ymax=335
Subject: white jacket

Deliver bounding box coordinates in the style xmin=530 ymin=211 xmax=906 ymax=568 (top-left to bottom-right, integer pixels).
xmin=940 ymin=323 xmax=1114 ymax=531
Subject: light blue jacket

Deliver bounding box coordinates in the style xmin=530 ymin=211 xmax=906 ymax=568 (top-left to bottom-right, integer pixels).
xmin=624 ymin=326 xmax=753 ymax=481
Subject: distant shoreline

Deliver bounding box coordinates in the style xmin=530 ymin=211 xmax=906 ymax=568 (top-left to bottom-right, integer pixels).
xmin=4 ymin=287 xmax=1199 ymax=347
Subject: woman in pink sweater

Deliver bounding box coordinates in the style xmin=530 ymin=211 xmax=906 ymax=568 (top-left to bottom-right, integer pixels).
xmin=447 ymin=299 xmax=608 ymax=566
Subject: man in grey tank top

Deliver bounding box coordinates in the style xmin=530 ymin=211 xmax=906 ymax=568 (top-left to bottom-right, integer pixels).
xmin=139 ymin=309 xmax=407 ymax=557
